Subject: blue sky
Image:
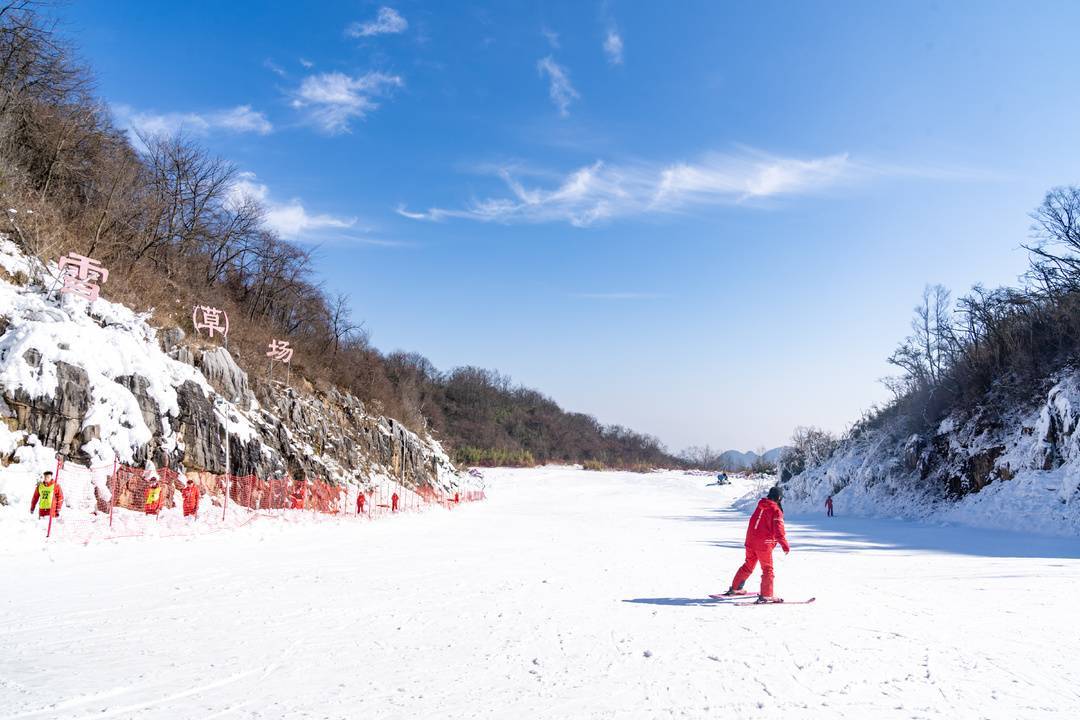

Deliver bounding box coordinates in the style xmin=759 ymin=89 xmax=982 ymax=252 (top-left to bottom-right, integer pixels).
xmin=62 ymin=1 xmax=1080 ymax=451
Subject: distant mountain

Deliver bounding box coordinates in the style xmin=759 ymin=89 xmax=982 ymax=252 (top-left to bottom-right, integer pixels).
xmin=717 ymin=447 xmax=789 ymax=470
xmin=761 ymin=447 xmax=787 ymax=464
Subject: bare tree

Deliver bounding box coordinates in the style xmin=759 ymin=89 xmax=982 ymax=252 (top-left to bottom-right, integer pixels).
xmin=887 ymin=284 xmax=954 ymax=393
xmin=1024 ymin=186 xmax=1080 ymax=297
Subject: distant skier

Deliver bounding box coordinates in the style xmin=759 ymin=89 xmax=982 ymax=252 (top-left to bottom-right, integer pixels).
xmin=30 ymin=471 xmax=63 ymax=518
xmin=144 ymin=477 xmax=163 ymax=515
xmin=291 ymin=478 xmax=307 ymax=510
xmin=181 ymin=478 xmax=200 ymax=518
xmin=825 ymin=495 xmax=834 ymax=517
xmin=391 ymin=492 xmax=400 ymax=512
xmin=723 ymin=486 xmax=790 ymax=601
xmin=357 ymin=492 xmax=366 ymax=514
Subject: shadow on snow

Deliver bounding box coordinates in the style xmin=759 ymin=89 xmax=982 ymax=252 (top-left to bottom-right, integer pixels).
xmin=622 ymin=597 xmax=730 ymax=607
xmin=661 ymin=508 xmax=1080 ymax=560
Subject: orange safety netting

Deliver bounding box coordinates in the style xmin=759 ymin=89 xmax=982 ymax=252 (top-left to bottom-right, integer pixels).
xmin=38 ymin=461 xmax=485 ymax=541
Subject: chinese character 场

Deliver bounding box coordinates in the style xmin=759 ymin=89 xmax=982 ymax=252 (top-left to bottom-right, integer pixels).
xmin=266 ymin=339 xmax=294 ymax=363
xmin=57 ymin=252 xmax=109 ymax=302
xmin=192 ymin=305 xmax=229 ymax=339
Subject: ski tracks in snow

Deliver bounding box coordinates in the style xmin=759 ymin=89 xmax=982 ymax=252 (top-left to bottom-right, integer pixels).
xmin=3 ymin=467 xmax=1080 ymax=718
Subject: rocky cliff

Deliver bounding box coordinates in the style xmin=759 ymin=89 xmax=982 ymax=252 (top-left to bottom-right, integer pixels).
xmin=780 ymin=372 xmax=1080 ymax=536
xmin=0 ymin=239 xmax=462 ymax=503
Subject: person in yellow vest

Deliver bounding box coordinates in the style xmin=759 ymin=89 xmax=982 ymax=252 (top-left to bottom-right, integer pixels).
xmin=144 ymin=477 xmax=164 ymax=515
xmin=30 ymin=471 xmax=64 ymax=518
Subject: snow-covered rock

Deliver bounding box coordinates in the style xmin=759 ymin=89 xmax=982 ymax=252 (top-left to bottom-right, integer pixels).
xmin=781 ymin=373 xmax=1080 ymax=536
xmin=0 ymin=238 xmax=467 ymax=517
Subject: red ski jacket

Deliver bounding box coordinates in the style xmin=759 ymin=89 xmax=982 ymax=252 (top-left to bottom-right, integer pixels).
xmin=181 ymin=484 xmax=200 ymax=515
xmin=745 ymin=498 xmax=789 ymax=552
xmin=31 ymin=481 xmax=63 ymax=515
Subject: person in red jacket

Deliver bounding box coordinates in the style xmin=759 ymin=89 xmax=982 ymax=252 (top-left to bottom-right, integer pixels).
xmin=357 ymin=492 xmax=366 ymax=514
xmin=391 ymin=492 xmax=400 ymax=512
xmin=291 ymin=478 xmax=307 ymax=510
xmin=30 ymin=471 xmax=63 ymax=518
xmin=825 ymin=495 xmax=834 ymax=517
xmin=723 ymin=486 xmax=790 ymax=601
xmin=181 ymin=478 xmax=200 ymax=517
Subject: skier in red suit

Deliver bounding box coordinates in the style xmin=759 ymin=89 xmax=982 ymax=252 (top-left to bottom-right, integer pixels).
xmin=724 ymin=486 xmax=790 ymax=601
xmin=181 ymin=479 xmax=201 ymax=517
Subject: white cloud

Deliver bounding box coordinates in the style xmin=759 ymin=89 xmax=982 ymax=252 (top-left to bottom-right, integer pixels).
xmin=537 ymin=57 xmax=579 ymax=117
xmin=211 ymin=106 xmax=274 ymax=134
xmin=299 ymin=58 xmax=314 ymax=69
xmin=230 ymin=172 xmax=356 ymax=240
xmin=347 ymin=7 xmax=408 ymax=38
xmin=397 ymin=150 xmax=872 ymax=227
xmin=117 ymin=104 xmax=272 ymax=138
xmin=264 ymin=58 xmax=287 ymax=77
xmin=290 ymin=71 xmax=403 ymax=134
xmin=603 ymin=29 xmax=624 ymax=65
xmin=541 ymin=27 xmax=560 ymax=49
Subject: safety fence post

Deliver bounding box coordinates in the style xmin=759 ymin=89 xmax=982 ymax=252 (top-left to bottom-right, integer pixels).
xmin=221 ymin=472 xmax=231 ymax=522
xmin=46 ymin=454 xmax=64 ymax=539
xmin=108 ymin=457 xmax=118 ymax=528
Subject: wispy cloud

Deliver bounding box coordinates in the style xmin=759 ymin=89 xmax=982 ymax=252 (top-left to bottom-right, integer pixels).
xmin=229 ymin=172 xmax=356 ymax=239
xmin=603 ymin=29 xmax=624 ymax=65
xmin=290 ymin=71 xmax=403 ymax=134
xmin=572 ymin=292 xmax=664 ymax=300
xmin=264 ymin=58 xmax=287 ymax=77
xmin=116 ymin=104 xmax=272 ymax=138
xmin=347 ymin=7 xmax=408 ymax=38
xmin=537 ymin=57 xmax=579 ymax=117
xmin=397 ymin=149 xmax=892 ymax=227
xmin=541 ymin=27 xmax=560 ymax=49
xmin=299 ymin=57 xmax=314 ymax=69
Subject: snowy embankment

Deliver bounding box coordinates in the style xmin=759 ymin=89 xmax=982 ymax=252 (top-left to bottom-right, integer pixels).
xmin=2 ymin=466 xmax=1078 ymax=719
xmin=0 ymin=238 xmax=471 ymax=538
xmin=781 ymin=378 xmax=1080 ymax=537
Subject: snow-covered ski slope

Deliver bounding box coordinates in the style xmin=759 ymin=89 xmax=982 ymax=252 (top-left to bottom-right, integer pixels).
xmin=3 ymin=467 xmax=1079 ymax=719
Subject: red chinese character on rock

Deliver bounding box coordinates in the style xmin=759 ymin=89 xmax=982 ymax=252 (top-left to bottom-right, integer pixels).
xmin=193 ymin=305 xmax=229 ymax=339
xmin=266 ymin=339 xmax=293 ymax=363
xmin=58 ymin=252 xmax=109 ymax=301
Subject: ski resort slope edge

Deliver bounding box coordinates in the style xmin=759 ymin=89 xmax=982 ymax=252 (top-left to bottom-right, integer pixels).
xmin=2 ymin=467 xmax=1078 ymax=719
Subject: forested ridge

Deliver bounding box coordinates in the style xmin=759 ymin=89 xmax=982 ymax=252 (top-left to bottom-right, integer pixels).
xmin=0 ymin=2 xmax=678 ymax=469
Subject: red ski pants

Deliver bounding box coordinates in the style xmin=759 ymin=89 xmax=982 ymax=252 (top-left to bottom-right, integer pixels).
xmin=731 ymin=545 xmax=775 ymax=597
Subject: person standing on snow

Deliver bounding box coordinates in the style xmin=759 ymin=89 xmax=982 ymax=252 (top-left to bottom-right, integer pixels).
xmin=144 ymin=477 xmax=163 ymax=515
xmin=30 ymin=471 xmax=63 ymax=518
xmin=357 ymin=492 xmax=366 ymax=514
xmin=723 ymin=486 xmax=790 ymax=601
xmin=291 ymin=477 xmax=307 ymax=510
xmin=181 ymin=478 xmax=200 ymax=518
xmin=825 ymin=495 xmax=834 ymax=517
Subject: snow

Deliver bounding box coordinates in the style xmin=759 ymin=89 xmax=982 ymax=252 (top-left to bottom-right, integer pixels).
xmin=2 ymin=466 xmax=1078 ymax=718
xmin=0 ymin=238 xmax=210 ymax=466
xmin=782 ymin=374 xmax=1080 ymax=537
xmin=0 ymin=238 xmax=464 ymax=499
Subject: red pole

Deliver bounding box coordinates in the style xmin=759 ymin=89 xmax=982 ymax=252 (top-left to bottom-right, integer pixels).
xmin=46 ymin=455 xmax=63 ymax=539
xmin=108 ymin=458 xmax=117 ymax=528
